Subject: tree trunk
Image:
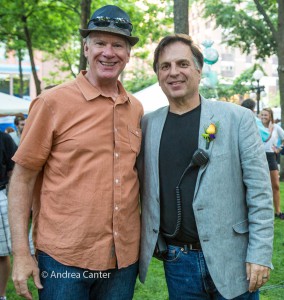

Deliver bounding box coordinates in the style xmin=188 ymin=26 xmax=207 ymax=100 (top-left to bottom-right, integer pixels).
xmin=174 ymin=0 xmax=189 ymax=34
xmin=17 ymin=49 xmax=24 ymax=98
xmin=22 ymin=16 xmax=41 ymax=96
xmin=277 ymin=0 xmax=284 ymax=180
xmin=79 ymin=0 xmax=91 ymax=72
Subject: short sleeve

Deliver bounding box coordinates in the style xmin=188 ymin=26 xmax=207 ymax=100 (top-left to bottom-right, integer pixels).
xmin=13 ymin=97 xmax=55 ymax=171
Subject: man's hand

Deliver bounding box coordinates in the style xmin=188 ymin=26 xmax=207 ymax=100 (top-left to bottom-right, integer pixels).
xmin=246 ymin=263 xmax=270 ymax=292
xmin=12 ymin=255 xmax=43 ymax=299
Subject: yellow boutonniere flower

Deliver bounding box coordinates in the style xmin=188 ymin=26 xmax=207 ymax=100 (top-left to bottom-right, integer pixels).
xmin=205 ymin=124 xmax=216 ymax=135
xmin=202 ymin=122 xmax=219 ymax=149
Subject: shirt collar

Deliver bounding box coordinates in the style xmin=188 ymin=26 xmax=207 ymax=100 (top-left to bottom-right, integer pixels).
xmin=76 ymin=71 xmax=130 ymax=104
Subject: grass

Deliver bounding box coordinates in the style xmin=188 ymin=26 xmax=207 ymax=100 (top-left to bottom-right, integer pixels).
xmin=258 ymin=183 xmax=284 ymax=300
xmin=6 ymin=185 xmax=284 ymax=299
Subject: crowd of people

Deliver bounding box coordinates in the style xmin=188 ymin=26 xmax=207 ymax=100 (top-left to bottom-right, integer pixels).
xmin=0 ymin=4 xmax=281 ymax=300
xmin=241 ymin=100 xmax=284 ymax=220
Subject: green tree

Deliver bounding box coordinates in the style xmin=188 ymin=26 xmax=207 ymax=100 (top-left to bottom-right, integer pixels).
xmin=5 ymin=39 xmax=27 ymax=98
xmin=0 ymin=0 xmax=173 ymax=94
xmin=0 ymin=0 xmax=79 ymax=95
xmin=79 ymin=0 xmax=92 ymax=71
xmin=174 ymin=0 xmax=189 ymax=34
xmin=230 ymin=64 xmax=265 ymax=98
xmin=200 ymin=64 xmax=266 ymax=102
xmin=201 ymin=0 xmax=284 ymax=178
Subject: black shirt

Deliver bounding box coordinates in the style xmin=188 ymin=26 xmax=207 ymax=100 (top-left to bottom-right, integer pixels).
xmin=0 ymin=131 xmax=17 ymax=186
xmin=159 ymin=105 xmax=201 ymax=243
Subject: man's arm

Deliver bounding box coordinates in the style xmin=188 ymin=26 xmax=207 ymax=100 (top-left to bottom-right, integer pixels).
xmin=239 ymin=110 xmax=274 ymax=292
xmin=8 ymin=164 xmax=43 ymax=300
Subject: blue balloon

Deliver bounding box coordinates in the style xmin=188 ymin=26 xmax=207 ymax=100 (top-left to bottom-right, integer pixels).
xmin=203 ymin=48 xmax=219 ymax=65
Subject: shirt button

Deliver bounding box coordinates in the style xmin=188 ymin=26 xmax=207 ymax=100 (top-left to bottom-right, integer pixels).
xmin=114 ymin=128 xmax=118 ymax=132
xmin=115 ymin=206 xmax=119 ymax=210
xmin=115 ymin=153 xmax=119 ymax=158
xmin=115 ymin=179 xmax=119 ymax=184
xmin=114 ymin=232 xmax=118 ymax=236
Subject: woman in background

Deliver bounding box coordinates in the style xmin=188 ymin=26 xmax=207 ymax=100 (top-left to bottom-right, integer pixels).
xmin=261 ymin=107 xmax=284 ymax=219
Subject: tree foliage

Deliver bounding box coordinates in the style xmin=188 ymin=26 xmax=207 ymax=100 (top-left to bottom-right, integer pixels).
xmin=200 ymin=63 xmax=266 ymax=103
xmin=0 ymin=0 xmax=79 ymax=94
xmin=202 ymin=0 xmax=278 ymax=58
xmin=0 ymin=0 xmax=173 ymax=94
xmin=200 ymin=0 xmax=283 ymax=107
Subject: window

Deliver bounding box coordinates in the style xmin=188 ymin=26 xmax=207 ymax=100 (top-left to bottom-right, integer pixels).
xmin=0 ymin=74 xmax=10 ymax=94
xmin=0 ymin=73 xmax=30 ymax=96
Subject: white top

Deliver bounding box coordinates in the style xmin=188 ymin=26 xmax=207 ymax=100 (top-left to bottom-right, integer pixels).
xmin=263 ymin=123 xmax=284 ymax=152
xmin=9 ymin=131 xmax=20 ymax=146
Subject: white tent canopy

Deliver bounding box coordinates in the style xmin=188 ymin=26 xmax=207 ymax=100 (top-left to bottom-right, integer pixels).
xmin=133 ymin=83 xmax=168 ymax=113
xmin=0 ymin=92 xmax=31 ymax=115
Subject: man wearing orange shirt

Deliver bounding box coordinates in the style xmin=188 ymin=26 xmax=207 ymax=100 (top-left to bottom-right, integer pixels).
xmin=8 ymin=5 xmax=143 ymax=300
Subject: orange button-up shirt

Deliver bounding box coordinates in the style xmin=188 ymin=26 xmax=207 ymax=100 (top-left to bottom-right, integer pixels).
xmin=13 ymin=71 xmax=143 ymax=270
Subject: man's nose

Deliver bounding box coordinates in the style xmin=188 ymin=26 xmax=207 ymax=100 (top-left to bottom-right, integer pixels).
xmin=103 ymin=45 xmax=115 ymax=57
xmin=169 ymin=64 xmax=179 ymax=76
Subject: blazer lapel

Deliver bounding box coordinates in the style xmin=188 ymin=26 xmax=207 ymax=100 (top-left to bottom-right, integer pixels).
xmin=150 ymin=106 xmax=169 ymax=201
xmin=194 ymin=97 xmax=215 ymax=199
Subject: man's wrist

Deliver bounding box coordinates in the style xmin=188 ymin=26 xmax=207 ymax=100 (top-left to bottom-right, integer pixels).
xmin=12 ymin=247 xmax=32 ymax=257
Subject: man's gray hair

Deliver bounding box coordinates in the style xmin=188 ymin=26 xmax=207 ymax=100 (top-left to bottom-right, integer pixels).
xmin=193 ymin=56 xmax=201 ymax=70
xmin=83 ymin=34 xmax=131 ymax=51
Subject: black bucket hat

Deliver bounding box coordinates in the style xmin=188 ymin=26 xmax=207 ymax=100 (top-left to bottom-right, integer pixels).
xmin=79 ymin=5 xmax=139 ymax=46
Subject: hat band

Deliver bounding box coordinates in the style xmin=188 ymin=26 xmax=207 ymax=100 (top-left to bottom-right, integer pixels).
xmin=89 ymin=17 xmax=133 ymax=33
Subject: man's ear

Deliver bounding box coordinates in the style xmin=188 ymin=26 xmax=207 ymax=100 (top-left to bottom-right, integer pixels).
xmin=197 ymin=68 xmax=202 ymax=83
xmin=83 ymin=41 xmax=89 ymax=58
xmin=156 ymin=71 xmax=160 ymax=84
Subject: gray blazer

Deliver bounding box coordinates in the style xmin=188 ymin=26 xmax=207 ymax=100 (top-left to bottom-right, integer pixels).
xmin=138 ymin=97 xmax=274 ymax=299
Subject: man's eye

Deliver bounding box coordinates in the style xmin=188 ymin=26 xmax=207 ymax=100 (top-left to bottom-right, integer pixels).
xmin=181 ymin=62 xmax=189 ymax=67
xmin=161 ymin=65 xmax=169 ymax=71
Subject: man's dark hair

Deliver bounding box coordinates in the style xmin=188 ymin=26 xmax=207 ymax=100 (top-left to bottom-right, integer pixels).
xmin=14 ymin=114 xmax=25 ymax=126
xmin=241 ymin=99 xmax=256 ymax=111
xmin=153 ymin=33 xmax=204 ymax=73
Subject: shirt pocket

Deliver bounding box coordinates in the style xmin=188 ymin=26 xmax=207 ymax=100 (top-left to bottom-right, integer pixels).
xmin=128 ymin=126 xmax=142 ymax=155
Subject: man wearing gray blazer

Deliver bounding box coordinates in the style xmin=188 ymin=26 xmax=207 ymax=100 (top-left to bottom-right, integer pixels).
xmin=138 ymin=34 xmax=274 ymax=300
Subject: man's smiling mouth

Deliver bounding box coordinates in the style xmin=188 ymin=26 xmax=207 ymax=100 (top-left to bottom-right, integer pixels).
xmin=168 ymin=81 xmax=184 ymax=86
xmin=100 ymin=61 xmax=117 ymax=66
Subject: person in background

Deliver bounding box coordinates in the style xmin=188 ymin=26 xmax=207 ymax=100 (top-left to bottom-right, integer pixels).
xmin=260 ymin=107 xmax=284 ymax=220
xmin=4 ymin=127 xmax=15 ymax=134
xmin=138 ymin=34 xmax=274 ymax=300
xmin=9 ymin=115 xmax=26 ymax=146
xmin=274 ymin=118 xmax=282 ymax=164
xmin=7 ymin=114 xmax=35 ymax=256
xmin=8 ymin=5 xmax=142 ymax=300
xmin=0 ymin=131 xmax=17 ymax=300
xmin=241 ymin=98 xmax=271 ymax=142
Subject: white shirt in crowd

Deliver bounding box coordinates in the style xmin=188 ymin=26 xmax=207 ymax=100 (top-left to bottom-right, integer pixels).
xmin=263 ymin=123 xmax=284 ymax=152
